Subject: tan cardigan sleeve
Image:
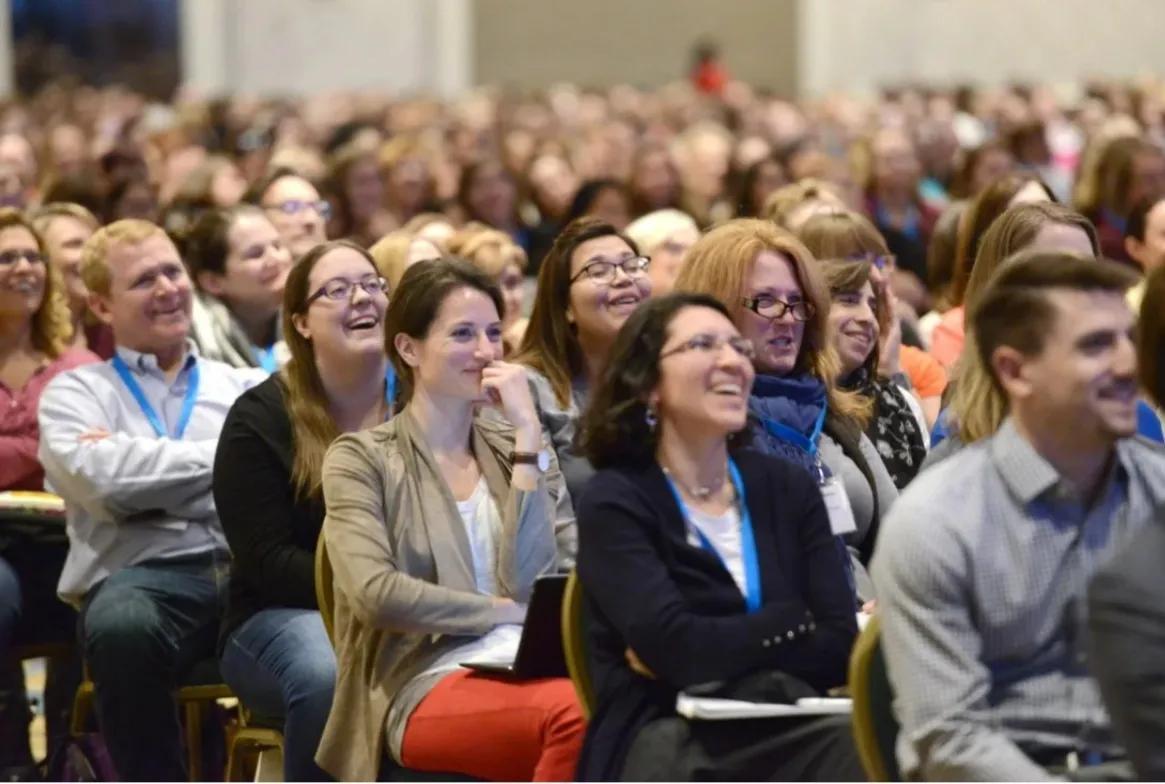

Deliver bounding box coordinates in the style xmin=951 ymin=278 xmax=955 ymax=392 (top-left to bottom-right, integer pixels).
xmin=494 ymin=474 xmax=558 ymax=604
xmin=322 ymin=433 xmax=499 ymax=635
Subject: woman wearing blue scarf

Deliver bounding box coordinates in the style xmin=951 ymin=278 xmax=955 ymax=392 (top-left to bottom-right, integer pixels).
xmin=675 ymin=220 xmax=897 ymax=596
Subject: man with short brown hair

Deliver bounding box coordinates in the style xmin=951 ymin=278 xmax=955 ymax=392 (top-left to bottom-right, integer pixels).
xmin=873 ymin=251 xmax=1165 ymax=780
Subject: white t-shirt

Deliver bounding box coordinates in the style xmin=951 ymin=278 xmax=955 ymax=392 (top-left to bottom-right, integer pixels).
xmin=685 ymin=504 xmax=747 ymax=598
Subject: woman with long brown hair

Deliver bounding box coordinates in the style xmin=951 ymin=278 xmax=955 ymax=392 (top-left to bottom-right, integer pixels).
xmin=797 ymin=212 xmax=931 ymax=488
xmin=674 ymin=219 xmax=896 ymax=588
xmin=214 ymin=240 xmax=391 ymax=780
xmin=511 ymin=217 xmax=653 ymax=502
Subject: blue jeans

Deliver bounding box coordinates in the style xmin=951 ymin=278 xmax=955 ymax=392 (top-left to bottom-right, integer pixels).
xmin=0 ymin=557 xmax=18 ymax=657
xmin=81 ymin=551 xmax=228 ymax=782
xmin=220 ymin=608 xmax=335 ymax=781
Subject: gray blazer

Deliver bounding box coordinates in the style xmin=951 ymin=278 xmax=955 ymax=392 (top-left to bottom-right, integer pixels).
xmin=314 ymin=409 xmax=573 ymax=780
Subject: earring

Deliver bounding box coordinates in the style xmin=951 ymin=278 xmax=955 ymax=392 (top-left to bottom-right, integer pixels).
xmin=645 ymin=405 xmax=658 ymax=431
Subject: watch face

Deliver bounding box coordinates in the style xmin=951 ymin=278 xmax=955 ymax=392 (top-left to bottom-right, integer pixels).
xmin=537 ymin=450 xmax=551 ymax=472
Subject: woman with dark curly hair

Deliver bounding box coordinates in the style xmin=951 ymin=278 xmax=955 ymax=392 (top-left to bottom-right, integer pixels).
xmin=573 ymin=292 xmax=861 ymax=781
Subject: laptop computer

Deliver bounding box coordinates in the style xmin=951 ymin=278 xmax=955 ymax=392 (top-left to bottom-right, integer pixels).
xmin=460 ymin=574 xmax=568 ymax=679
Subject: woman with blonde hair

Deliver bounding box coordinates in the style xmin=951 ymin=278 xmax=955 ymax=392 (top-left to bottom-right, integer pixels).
xmin=369 ymin=229 xmax=444 ymax=291
xmin=0 ymin=207 xmax=98 ymax=776
xmin=214 ymin=240 xmax=391 ymax=780
xmin=624 ymin=208 xmax=700 ymax=296
xmin=673 ymin=219 xmax=896 ymax=584
xmin=447 ymin=223 xmax=529 ymax=351
xmin=761 ymin=178 xmax=846 ymax=232
xmin=401 ymin=212 xmax=455 ymax=249
xmin=936 ymin=202 xmax=1100 ymax=455
xmin=0 ymin=208 xmax=98 ymax=490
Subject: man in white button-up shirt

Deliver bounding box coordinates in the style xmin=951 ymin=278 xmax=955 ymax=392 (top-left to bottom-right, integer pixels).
xmin=37 ymin=220 xmax=261 ymax=781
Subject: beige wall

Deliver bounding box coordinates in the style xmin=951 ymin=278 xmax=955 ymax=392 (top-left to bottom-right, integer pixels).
xmin=473 ymin=0 xmax=799 ymax=94
xmin=799 ymin=0 xmax=1165 ymax=97
xmin=179 ymin=0 xmax=471 ymax=98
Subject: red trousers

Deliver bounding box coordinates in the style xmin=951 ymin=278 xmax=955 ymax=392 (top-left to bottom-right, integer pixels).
xmin=401 ymin=670 xmax=585 ymax=781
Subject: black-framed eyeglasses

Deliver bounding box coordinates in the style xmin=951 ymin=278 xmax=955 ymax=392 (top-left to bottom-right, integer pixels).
xmin=0 ymin=249 xmax=43 ymax=267
xmin=306 ymin=275 xmax=388 ymax=305
xmin=265 ymin=199 xmax=333 ymax=221
xmin=847 ymin=252 xmax=895 ymax=271
xmin=740 ymin=295 xmax=815 ymax=323
xmin=569 ymin=255 xmax=650 ymax=285
xmin=660 ymin=332 xmax=756 ymax=361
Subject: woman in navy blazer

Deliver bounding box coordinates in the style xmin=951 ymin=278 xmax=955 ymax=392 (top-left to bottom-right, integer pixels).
xmin=574 ymin=292 xmax=862 ymax=781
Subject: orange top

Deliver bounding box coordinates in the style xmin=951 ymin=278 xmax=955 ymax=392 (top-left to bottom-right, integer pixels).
xmin=901 ymin=345 xmax=948 ymax=400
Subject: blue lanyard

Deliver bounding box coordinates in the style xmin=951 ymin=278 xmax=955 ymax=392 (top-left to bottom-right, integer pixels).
xmin=876 ymin=202 xmax=920 ymax=241
xmin=111 ymin=354 xmax=200 ymax=439
xmin=664 ymin=457 xmax=762 ymax=613
xmin=385 ymin=365 xmax=398 ymax=407
xmin=761 ymin=402 xmax=827 ymax=457
xmin=255 ymin=344 xmax=279 ymax=373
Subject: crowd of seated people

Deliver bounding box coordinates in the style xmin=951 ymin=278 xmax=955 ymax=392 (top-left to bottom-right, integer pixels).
xmin=0 ymin=74 xmax=1164 ymax=783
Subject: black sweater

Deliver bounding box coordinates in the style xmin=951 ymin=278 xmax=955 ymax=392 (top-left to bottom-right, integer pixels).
xmin=214 ymin=375 xmax=326 ymax=649
xmin=574 ymin=449 xmax=858 ymax=780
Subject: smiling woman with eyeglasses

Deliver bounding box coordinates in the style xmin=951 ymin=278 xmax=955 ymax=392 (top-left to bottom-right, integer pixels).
xmin=213 ymin=239 xmax=392 ymax=780
xmin=572 ymin=292 xmax=862 ymax=781
xmin=244 ymin=167 xmax=330 ymax=261
xmin=674 ymin=219 xmax=897 ymax=601
xmin=511 ymin=216 xmax=654 ymax=504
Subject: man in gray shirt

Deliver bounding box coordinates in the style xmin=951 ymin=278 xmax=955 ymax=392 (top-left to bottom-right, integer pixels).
xmin=872 ymin=251 xmax=1165 ymax=780
xmin=38 ymin=220 xmax=261 ymax=780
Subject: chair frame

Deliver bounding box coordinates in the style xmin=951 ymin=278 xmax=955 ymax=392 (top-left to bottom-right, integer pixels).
xmin=561 ymin=570 xmax=595 ymax=718
xmin=848 ymin=613 xmax=899 ymax=782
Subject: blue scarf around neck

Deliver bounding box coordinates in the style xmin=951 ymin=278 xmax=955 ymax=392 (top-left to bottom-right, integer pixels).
xmin=746 ymin=373 xmax=829 ymax=475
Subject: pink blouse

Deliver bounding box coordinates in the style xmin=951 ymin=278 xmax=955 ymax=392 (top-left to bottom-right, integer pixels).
xmin=0 ymin=347 xmax=100 ymax=491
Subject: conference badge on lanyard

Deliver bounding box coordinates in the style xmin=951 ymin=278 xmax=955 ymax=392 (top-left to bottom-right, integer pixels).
xmin=761 ymin=404 xmax=856 ymax=536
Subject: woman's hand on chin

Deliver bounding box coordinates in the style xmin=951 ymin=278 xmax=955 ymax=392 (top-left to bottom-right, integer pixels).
xmin=481 ymin=361 xmax=541 ymax=448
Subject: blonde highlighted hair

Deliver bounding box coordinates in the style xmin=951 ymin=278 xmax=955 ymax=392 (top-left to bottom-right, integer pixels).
xmin=446 ymin=223 xmax=528 ymax=278
xmin=951 ymin=202 xmax=1099 ymax=443
xmin=672 ymin=218 xmax=870 ymax=426
xmin=0 ymin=208 xmax=72 ymax=357
xmin=760 ymin=179 xmax=846 ymax=230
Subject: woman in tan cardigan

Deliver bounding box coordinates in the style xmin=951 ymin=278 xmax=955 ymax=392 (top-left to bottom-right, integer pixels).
xmin=317 ymin=258 xmax=581 ymax=781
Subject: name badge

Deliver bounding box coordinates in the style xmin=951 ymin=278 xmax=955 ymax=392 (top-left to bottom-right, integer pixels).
xmin=820 ymin=478 xmax=857 ymax=536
